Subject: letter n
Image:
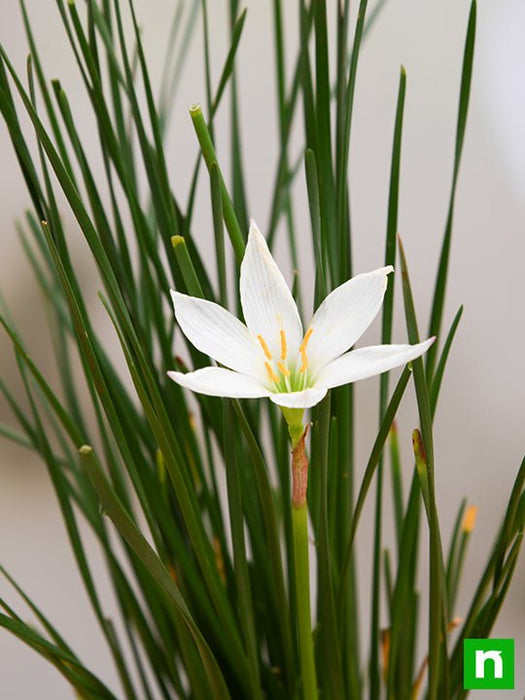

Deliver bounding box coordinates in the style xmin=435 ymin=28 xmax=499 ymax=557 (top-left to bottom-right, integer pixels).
xmin=475 ymin=650 xmax=503 ymax=679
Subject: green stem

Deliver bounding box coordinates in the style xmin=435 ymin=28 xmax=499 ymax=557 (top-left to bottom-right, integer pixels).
xmin=292 ymin=502 xmax=318 ymax=700
xmin=287 ymin=417 xmax=318 ymax=700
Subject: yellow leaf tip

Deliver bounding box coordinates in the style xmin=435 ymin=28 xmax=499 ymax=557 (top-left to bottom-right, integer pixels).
xmin=463 ymin=505 xmax=478 ymax=533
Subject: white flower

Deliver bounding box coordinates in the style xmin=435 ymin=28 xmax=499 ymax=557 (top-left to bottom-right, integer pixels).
xmin=168 ymin=221 xmax=434 ymax=409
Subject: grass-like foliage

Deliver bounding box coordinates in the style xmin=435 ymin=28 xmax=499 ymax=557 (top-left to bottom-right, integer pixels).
xmin=1 ymin=0 xmax=524 ymax=698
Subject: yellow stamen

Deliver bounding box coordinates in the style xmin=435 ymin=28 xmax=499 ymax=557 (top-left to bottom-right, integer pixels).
xmin=299 ymin=328 xmax=314 ymax=354
xmin=280 ymin=329 xmax=288 ymax=360
xmin=277 ymin=361 xmax=290 ymax=377
xmin=462 ymin=505 xmax=478 ymax=533
xmin=299 ymin=327 xmax=314 ymax=373
xmin=257 ymin=334 xmax=272 ymax=360
xmin=265 ymin=361 xmax=279 ymax=383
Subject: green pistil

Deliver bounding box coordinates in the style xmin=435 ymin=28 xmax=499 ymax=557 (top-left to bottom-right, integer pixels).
xmin=269 ymin=360 xmax=311 ymax=394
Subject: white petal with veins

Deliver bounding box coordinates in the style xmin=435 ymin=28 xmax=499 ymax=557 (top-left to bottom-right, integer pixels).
xmin=306 ymin=266 xmax=394 ymax=371
xmin=168 ymin=368 xmax=271 ymax=399
xmin=171 ymin=291 xmax=262 ymax=379
xmin=270 ymin=387 xmax=328 ymax=409
xmin=240 ymin=220 xmax=303 ymax=361
xmin=315 ymin=338 xmax=435 ymax=390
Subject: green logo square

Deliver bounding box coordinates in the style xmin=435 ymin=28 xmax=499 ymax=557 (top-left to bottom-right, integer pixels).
xmin=463 ymin=639 xmax=515 ymax=690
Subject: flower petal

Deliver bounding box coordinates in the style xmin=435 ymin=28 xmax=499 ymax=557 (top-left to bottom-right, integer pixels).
xmin=269 ymin=387 xmax=328 ymax=409
xmin=306 ymin=266 xmax=394 ymax=371
xmin=240 ymin=220 xmax=303 ymax=361
xmin=314 ymin=338 xmax=435 ymax=389
xmin=167 ymin=368 xmax=271 ymax=399
xmin=171 ymin=291 xmax=262 ymax=378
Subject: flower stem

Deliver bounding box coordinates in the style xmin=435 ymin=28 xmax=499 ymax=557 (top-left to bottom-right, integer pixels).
xmin=292 ymin=502 xmax=318 ymax=700
xmin=289 ymin=422 xmax=318 ymax=700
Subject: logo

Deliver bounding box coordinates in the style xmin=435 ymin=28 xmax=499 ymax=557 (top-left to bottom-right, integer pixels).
xmin=463 ymin=639 xmax=515 ymax=690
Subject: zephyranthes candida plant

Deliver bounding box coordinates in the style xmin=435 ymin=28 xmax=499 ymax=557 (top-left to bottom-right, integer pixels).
xmin=169 ymin=220 xmax=433 ymax=696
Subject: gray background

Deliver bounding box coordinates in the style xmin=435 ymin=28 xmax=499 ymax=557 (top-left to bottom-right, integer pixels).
xmin=1 ymin=1 xmax=524 ymax=697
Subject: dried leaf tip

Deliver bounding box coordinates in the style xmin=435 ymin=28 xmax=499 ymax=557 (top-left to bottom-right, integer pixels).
xmin=447 ymin=617 xmax=463 ymax=632
xmin=380 ymin=628 xmax=390 ymax=681
xmin=463 ymin=505 xmax=478 ymax=533
xmin=412 ymin=428 xmax=427 ymax=465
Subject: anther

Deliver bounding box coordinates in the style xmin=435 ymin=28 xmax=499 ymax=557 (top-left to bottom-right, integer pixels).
xmin=299 ymin=328 xmax=314 ymax=352
xmin=265 ymin=362 xmax=279 ymax=383
xmin=257 ymin=334 xmax=273 ymax=360
xmin=277 ymin=361 xmax=290 ymax=377
xmin=279 ymin=329 xmax=287 ymax=360
xmin=299 ymin=328 xmax=313 ymax=373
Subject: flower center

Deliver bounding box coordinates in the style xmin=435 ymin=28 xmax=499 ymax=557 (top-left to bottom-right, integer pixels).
xmin=256 ymin=328 xmax=314 ymax=392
